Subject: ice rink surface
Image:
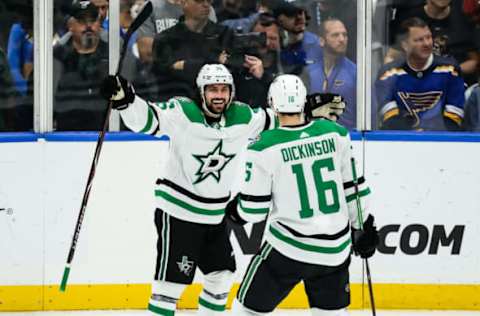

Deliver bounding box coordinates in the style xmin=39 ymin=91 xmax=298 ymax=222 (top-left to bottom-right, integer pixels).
xmin=1 ymin=310 xmax=480 ymax=316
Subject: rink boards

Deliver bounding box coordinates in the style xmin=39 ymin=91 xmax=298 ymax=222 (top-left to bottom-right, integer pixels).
xmin=0 ymin=131 xmax=479 ymax=311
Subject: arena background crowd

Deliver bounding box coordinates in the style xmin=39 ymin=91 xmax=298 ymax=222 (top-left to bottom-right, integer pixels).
xmin=1 ymin=0 xmax=480 ymax=132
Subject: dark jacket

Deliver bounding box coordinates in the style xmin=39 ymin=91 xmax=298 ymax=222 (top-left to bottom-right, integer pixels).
xmin=53 ymin=36 xmax=109 ymax=112
xmin=53 ymin=35 xmax=109 ymax=130
xmin=152 ymin=16 xmax=234 ymax=100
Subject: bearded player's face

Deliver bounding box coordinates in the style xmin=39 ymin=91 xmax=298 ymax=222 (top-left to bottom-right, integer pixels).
xmin=204 ymin=84 xmax=231 ymax=115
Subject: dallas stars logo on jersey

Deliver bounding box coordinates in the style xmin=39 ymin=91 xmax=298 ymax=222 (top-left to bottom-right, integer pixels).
xmin=192 ymin=140 xmax=235 ymax=184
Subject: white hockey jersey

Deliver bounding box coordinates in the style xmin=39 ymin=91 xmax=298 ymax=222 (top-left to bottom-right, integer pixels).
xmin=237 ymin=120 xmax=371 ymax=266
xmin=119 ymin=95 xmax=275 ymax=224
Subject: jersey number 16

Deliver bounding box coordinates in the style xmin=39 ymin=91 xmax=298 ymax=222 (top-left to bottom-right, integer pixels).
xmin=291 ymin=157 xmax=340 ymax=218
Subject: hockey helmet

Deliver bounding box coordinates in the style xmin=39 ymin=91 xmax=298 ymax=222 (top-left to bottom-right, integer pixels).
xmin=268 ymin=74 xmax=307 ymax=113
xmin=196 ymin=64 xmax=235 ymax=118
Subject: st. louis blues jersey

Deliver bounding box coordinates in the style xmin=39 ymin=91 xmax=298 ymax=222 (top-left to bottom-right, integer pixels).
xmin=375 ymin=55 xmax=465 ymax=131
xmin=119 ymin=95 xmax=275 ymax=224
xmin=237 ymin=120 xmax=371 ymax=266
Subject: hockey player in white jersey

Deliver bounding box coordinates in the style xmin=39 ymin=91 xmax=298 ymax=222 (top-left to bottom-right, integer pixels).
xmin=226 ymin=74 xmax=379 ymax=316
xmin=100 ymin=64 xmax=276 ymax=316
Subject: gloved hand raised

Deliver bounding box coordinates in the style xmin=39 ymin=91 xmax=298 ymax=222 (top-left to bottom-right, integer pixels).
xmin=306 ymin=93 xmax=346 ymax=121
xmin=100 ymin=75 xmax=135 ymax=110
xmin=351 ymin=214 xmax=379 ymax=259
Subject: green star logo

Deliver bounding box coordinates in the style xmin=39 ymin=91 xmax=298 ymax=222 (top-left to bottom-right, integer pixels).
xmin=192 ymin=140 xmax=235 ymax=184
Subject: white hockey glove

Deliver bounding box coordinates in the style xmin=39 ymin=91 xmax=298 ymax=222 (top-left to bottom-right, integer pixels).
xmin=306 ymin=93 xmax=346 ymax=121
xmin=100 ymin=75 xmax=135 ymax=110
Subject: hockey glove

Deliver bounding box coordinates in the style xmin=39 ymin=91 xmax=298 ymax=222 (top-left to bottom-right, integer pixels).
xmin=351 ymin=214 xmax=379 ymax=259
xmin=100 ymin=75 xmax=135 ymax=110
xmin=306 ymin=93 xmax=346 ymax=121
xmin=225 ymin=195 xmax=247 ymax=225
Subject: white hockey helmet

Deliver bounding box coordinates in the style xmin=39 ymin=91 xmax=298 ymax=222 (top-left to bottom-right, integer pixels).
xmin=196 ymin=64 xmax=235 ymax=118
xmin=268 ymin=74 xmax=307 ymax=113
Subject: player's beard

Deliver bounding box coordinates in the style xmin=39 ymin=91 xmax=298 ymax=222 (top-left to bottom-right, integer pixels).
xmin=207 ymin=98 xmax=228 ymax=115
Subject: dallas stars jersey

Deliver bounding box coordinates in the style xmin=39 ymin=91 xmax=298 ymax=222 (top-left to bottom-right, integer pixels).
xmin=237 ymin=120 xmax=371 ymax=266
xmin=120 ymin=95 xmax=274 ymax=224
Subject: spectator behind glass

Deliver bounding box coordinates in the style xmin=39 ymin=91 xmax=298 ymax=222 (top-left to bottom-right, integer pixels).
xmin=54 ymin=0 xmax=76 ymax=44
xmin=120 ymin=0 xmax=140 ymax=49
xmin=136 ymin=0 xmax=217 ymax=64
xmin=151 ymin=0 xmax=265 ymax=101
xmin=463 ymin=83 xmax=480 ymax=131
xmin=91 ymin=0 xmax=108 ymax=23
xmin=216 ymin=0 xmax=244 ymax=22
xmin=273 ymin=0 xmax=322 ymax=81
xmin=305 ymin=0 xmax=357 ymax=62
xmin=221 ymin=0 xmax=278 ymax=30
xmin=116 ymin=0 xmax=143 ymax=80
xmin=6 ymin=0 xmax=34 ymax=130
xmin=308 ymin=18 xmax=357 ymax=129
xmin=385 ymin=0 xmax=478 ymax=86
xmin=0 ymin=47 xmax=16 ymax=131
xmin=372 ymin=0 xmax=424 ymax=79
xmin=373 ymin=0 xmax=424 ymax=52
xmin=6 ymin=0 xmax=33 ymax=97
xmin=53 ymin=0 xmax=109 ymax=131
xmin=235 ymin=12 xmax=281 ymax=108
xmin=375 ymin=17 xmax=465 ymax=131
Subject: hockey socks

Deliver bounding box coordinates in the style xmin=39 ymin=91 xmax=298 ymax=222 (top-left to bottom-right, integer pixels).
xmin=148 ymin=294 xmax=177 ymax=315
xmin=148 ymin=281 xmax=186 ymax=316
xmin=198 ymin=270 xmax=235 ymax=315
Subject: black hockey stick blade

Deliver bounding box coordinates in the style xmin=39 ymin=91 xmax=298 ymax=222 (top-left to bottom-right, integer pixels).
xmin=60 ymin=1 xmax=153 ymax=293
xmin=127 ymin=1 xmax=152 ymax=39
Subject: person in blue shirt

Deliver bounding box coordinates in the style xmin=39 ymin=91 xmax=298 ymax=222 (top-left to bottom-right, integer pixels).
xmin=0 ymin=47 xmax=16 ymax=130
xmin=100 ymin=0 xmax=137 ymax=49
xmin=7 ymin=1 xmax=33 ymax=97
xmin=273 ymin=0 xmax=322 ymax=76
xmin=308 ymin=18 xmax=357 ymax=129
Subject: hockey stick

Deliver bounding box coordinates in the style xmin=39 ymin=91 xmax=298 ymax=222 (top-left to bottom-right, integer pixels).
xmin=59 ymin=0 xmax=153 ymax=292
xmin=350 ymin=157 xmax=376 ymax=316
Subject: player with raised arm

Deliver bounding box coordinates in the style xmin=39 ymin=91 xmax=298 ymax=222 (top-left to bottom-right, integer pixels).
xmin=226 ymin=74 xmax=378 ymax=316
xmin=100 ymin=64 xmax=275 ymax=315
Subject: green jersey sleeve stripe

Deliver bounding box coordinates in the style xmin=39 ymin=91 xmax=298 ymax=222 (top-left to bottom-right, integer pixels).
xmin=239 ymin=199 xmax=270 ymax=214
xmin=139 ymin=106 xmax=154 ymax=133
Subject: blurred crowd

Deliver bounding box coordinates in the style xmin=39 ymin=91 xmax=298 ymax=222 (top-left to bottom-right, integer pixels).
xmin=1 ymin=0 xmax=480 ymax=132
